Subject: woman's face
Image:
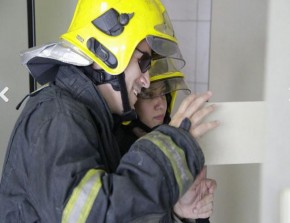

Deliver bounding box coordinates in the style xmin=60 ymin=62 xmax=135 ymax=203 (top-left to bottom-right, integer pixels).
xmin=135 ymin=81 xmax=168 ymax=128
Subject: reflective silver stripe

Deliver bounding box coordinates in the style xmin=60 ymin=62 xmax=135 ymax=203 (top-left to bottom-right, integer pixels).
xmin=142 ymin=131 xmax=193 ymax=196
xmin=62 ymin=169 xmax=105 ymax=223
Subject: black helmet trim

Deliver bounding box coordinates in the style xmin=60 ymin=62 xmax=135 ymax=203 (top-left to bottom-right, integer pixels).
xmin=87 ymin=38 xmax=118 ymax=69
xmin=92 ymin=8 xmax=134 ymax=36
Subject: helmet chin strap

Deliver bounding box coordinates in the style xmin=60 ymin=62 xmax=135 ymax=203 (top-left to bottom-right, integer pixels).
xmin=80 ymin=65 xmax=137 ymax=121
xmin=116 ymin=72 xmax=138 ymax=121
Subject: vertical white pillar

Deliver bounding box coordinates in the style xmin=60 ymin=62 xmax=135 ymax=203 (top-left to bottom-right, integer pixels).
xmin=281 ymin=189 xmax=290 ymax=223
xmin=261 ymin=0 xmax=290 ymax=221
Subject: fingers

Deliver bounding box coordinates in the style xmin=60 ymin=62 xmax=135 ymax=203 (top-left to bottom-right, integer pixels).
xmin=174 ymin=173 xmax=217 ymax=219
xmin=182 ymin=167 xmax=207 ymax=204
xmin=192 ymin=177 xmax=217 ymax=209
xmin=198 ymin=178 xmax=217 ymax=199
xmin=170 ymin=91 xmax=212 ymax=127
xmin=176 ymin=93 xmax=198 ymax=114
xmin=190 ymin=120 xmax=220 ymax=138
xmin=183 ymin=91 xmax=213 ymax=118
xmin=188 ymin=100 xmax=219 ymax=138
xmin=174 ymin=193 xmax=215 ymax=219
xmin=190 ymin=104 xmax=216 ymax=127
xmin=175 ymin=91 xmax=212 ymax=118
xmin=190 ymin=166 xmax=207 ymax=188
xmin=193 ymin=193 xmax=215 ymax=218
xmin=205 ymin=179 xmax=217 ymax=193
xmin=170 ymin=91 xmax=220 ymax=138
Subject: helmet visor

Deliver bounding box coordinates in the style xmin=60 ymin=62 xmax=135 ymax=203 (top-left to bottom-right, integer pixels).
xmin=146 ymin=36 xmax=185 ymax=71
xmin=138 ymin=77 xmax=191 ymax=99
xmin=154 ymin=11 xmax=175 ymax=38
xmin=149 ymin=57 xmax=182 ymax=78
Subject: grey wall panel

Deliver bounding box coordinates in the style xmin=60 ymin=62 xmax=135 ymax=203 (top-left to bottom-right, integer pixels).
xmin=35 ymin=0 xmax=78 ymax=45
xmin=0 ymin=1 xmax=29 ymax=177
xmin=209 ymin=0 xmax=267 ymax=102
xmin=0 ymin=0 xmax=78 ymax=177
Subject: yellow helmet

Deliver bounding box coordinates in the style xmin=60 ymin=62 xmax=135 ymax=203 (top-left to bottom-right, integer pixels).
xmin=61 ymin=0 xmax=185 ymax=75
xmin=138 ymin=58 xmax=191 ymax=113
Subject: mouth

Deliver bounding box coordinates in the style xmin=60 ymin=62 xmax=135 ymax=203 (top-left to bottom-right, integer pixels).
xmin=154 ymin=115 xmax=165 ymax=121
xmin=133 ymin=88 xmax=141 ymax=97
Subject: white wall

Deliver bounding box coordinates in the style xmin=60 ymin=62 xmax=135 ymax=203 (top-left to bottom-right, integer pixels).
xmin=207 ymin=0 xmax=290 ymax=222
xmin=207 ymin=0 xmax=268 ymax=222
xmin=260 ymin=0 xmax=290 ymax=222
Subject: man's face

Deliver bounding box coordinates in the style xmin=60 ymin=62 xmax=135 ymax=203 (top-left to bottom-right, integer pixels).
xmin=96 ymin=40 xmax=151 ymax=115
xmin=124 ymin=40 xmax=151 ymax=109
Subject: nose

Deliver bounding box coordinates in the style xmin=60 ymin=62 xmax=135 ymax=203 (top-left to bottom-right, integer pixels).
xmin=139 ymin=71 xmax=150 ymax=89
xmin=154 ymin=95 xmax=166 ymax=110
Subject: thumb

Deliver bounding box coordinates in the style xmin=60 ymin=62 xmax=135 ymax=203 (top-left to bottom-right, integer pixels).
xmin=191 ymin=166 xmax=207 ymax=189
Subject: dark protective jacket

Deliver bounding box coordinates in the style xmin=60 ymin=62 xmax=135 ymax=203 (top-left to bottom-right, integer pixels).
xmin=115 ymin=112 xmax=209 ymax=223
xmin=0 ymin=65 xmax=204 ymax=222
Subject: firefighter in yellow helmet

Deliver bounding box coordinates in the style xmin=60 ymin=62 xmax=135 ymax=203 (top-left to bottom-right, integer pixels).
xmin=22 ymin=0 xmax=185 ymax=121
xmin=0 ymin=0 xmax=219 ymax=222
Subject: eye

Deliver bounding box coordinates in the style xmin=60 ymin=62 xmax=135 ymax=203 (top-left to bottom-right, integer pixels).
xmin=136 ymin=48 xmax=152 ymax=73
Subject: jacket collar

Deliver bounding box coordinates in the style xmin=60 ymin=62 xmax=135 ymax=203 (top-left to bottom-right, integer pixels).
xmin=55 ymin=65 xmax=114 ymax=129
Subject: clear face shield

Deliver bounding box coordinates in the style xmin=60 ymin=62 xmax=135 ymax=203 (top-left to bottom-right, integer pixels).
xmin=149 ymin=57 xmax=180 ymax=77
xmin=146 ymin=11 xmax=185 ymax=71
xmin=138 ymin=77 xmax=191 ymax=99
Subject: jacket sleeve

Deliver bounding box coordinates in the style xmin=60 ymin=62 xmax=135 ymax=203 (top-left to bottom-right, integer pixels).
xmin=1 ymin=101 xmax=204 ymax=223
xmin=62 ymin=124 xmax=204 ymax=222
